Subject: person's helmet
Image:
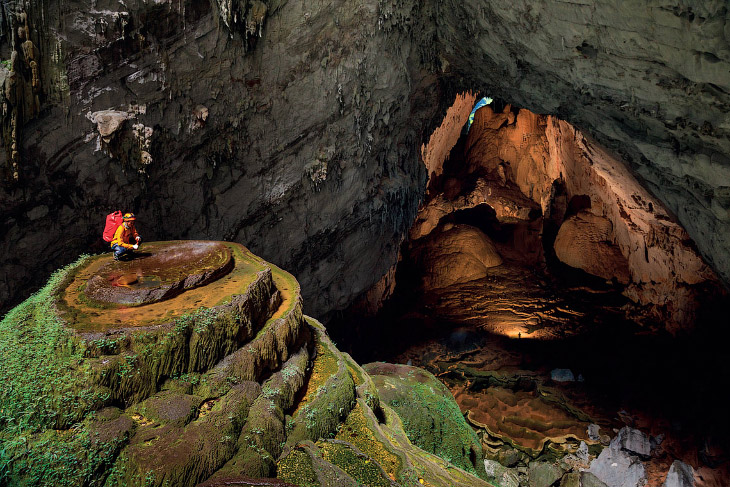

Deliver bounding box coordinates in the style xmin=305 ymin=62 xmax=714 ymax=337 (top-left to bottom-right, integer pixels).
xmin=123 ymin=213 xmax=136 ymax=222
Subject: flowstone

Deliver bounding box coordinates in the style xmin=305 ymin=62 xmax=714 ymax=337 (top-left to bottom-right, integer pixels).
xmin=0 ymin=241 xmax=488 ymax=486
xmin=82 ymin=241 xmax=234 ymax=306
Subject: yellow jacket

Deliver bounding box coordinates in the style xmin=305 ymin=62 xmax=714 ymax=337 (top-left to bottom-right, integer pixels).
xmin=111 ymin=223 xmax=139 ymax=249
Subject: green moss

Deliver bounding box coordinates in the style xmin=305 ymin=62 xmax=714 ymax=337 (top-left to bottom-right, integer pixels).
xmin=364 ymin=363 xmax=486 ymax=479
xmin=318 ymin=440 xmax=391 ymax=487
xmin=285 ymin=319 xmax=356 ymax=448
xmin=335 ymin=402 xmax=401 ymax=479
xmin=292 ymin=340 xmax=339 ymax=417
xmin=0 ymin=256 xmax=123 ymax=485
xmin=277 ymin=447 xmax=319 ymax=487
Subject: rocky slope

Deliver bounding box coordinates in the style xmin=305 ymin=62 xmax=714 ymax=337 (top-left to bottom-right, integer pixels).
xmin=1 ymin=0 xmax=729 ymax=323
xmin=0 ymin=242 xmax=488 ymax=486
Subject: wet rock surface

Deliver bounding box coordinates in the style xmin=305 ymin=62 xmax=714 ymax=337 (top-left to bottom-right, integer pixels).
xmin=83 ymin=241 xmax=233 ymax=306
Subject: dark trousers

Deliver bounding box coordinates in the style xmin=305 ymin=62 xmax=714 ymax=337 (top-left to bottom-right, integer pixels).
xmin=112 ymin=244 xmax=134 ymax=260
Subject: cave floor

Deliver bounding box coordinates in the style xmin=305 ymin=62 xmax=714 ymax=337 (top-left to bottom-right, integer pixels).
xmin=335 ymin=258 xmax=730 ymax=485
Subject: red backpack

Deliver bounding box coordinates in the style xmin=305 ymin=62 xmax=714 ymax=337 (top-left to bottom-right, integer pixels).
xmin=103 ymin=211 xmax=123 ymax=242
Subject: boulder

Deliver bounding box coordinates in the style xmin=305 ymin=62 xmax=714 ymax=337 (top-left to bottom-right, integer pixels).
xmin=581 ymin=472 xmax=609 ymax=487
xmin=616 ymin=427 xmax=652 ymax=459
xmin=587 ymin=437 xmax=647 ymax=487
xmin=560 ymin=472 xmax=580 ymax=487
xmin=420 ymin=224 xmax=503 ymax=289
xmin=554 ymin=211 xmax=630 ymax=284
xmin=587 ymin=424 xmax=601 ymax=442
xmin=551 ymin=368 xmax=576 ymax=382
xmin=484 ymin=459 xmax=520 ymax=487
xmin=561 ymin=472 xmax=609 ymax=487
xmin=529 ymin=461 xmax=565 ymax=487
xmin=663 ymin=460 xmax=695 ymax=487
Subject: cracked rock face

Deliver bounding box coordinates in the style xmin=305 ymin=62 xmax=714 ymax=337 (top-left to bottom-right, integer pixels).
xmin=1 ymin=0 xmax=729 ymax=326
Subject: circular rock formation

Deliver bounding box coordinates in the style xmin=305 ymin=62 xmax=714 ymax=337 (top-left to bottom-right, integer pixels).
xmin=83 ymin=241 xmax=233 ymax=306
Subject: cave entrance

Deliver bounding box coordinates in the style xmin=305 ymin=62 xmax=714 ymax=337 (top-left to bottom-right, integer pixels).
xmin=330 ymin=92 xmax=728 ymax=482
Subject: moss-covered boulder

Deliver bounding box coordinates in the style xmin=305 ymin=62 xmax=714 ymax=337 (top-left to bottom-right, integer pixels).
xmin=0 ymin=242 xmax=490 ymax=486
xmin=363 ymin=362 xmax=487 ymax=479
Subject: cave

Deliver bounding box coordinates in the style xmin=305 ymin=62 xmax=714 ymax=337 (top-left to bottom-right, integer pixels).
xmin=331 ymin=96 xmax=729 ymax=485
xmin=1 ymin=1 xmax=729 ymax=486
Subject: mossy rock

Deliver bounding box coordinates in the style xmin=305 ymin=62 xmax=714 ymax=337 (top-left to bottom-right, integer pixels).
xmin=1 ymin=244 xmax=495 ymax=487
xmin=364 ymin=362 xmax=487 ymax=479
xmin=0 ymin=244 xmax=306 ymax=486
xmin=284 ymin=318 xmax=357 ymax=449
xmin=277 ymin=441 xmax=360 ymax=487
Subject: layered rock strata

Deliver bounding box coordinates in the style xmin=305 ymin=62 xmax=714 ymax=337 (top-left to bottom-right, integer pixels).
xmin=0 ymin=242 xmax=488 ymax=486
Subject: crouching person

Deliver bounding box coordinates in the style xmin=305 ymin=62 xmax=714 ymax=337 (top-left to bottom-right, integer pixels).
xmin=112 ymin=213 xmax=142 ymax=260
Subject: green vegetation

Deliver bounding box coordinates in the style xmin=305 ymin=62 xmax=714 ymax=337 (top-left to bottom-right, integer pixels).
xmin=0 ymin=256 xmax=117 ymax=485
xmin=285 ymin=319 xmax=356 ymax=448
xmin=1 ymin=246 xmax=490 ymax=486
xmin=319 ymin=440 xmax=392 ymax=487
xmin=365 ymin=363 xmax=487 ymax=479
xmin=277 ymin=445 xmax=319 ymax=486
xmin=335 ymin=402 xmax=402 ymax=479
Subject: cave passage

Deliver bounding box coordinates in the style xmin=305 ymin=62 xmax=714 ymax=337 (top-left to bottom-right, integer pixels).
xmin=331 ymin=96 xmax=729 ymax=484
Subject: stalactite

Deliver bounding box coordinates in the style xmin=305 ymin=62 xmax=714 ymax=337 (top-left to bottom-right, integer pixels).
xmin=0 ymin=8 xmax=41 ymax=182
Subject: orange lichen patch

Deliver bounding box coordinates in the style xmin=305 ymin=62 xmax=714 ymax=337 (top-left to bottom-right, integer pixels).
xmin=131 ymin=413 xmax=154 ymax=427
xmin=317 ymin=440 xmax=393 ymax=487
xmin=345 ymin=362 xmax=364 ymax=387
xmin=335 ymin=403 xmax=401 ymax=479
xmin=58 ymin=242 xmax=265 ymax=332
xmin=454 ymin=384 xmax=590 ymax=454
xmin=197 ymin=399 xmax=217 ymax=419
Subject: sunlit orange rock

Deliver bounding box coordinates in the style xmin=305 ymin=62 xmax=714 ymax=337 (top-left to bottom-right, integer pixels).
xmin=410 ymin=178 xmax=540 ymax=240
xmin=554 ymin=211 xmax=631 ymax=284
xmin=418 ymin=224 xmax=502 ymax=290
xmin=438 ymin=102 xmax=723 ymax=327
